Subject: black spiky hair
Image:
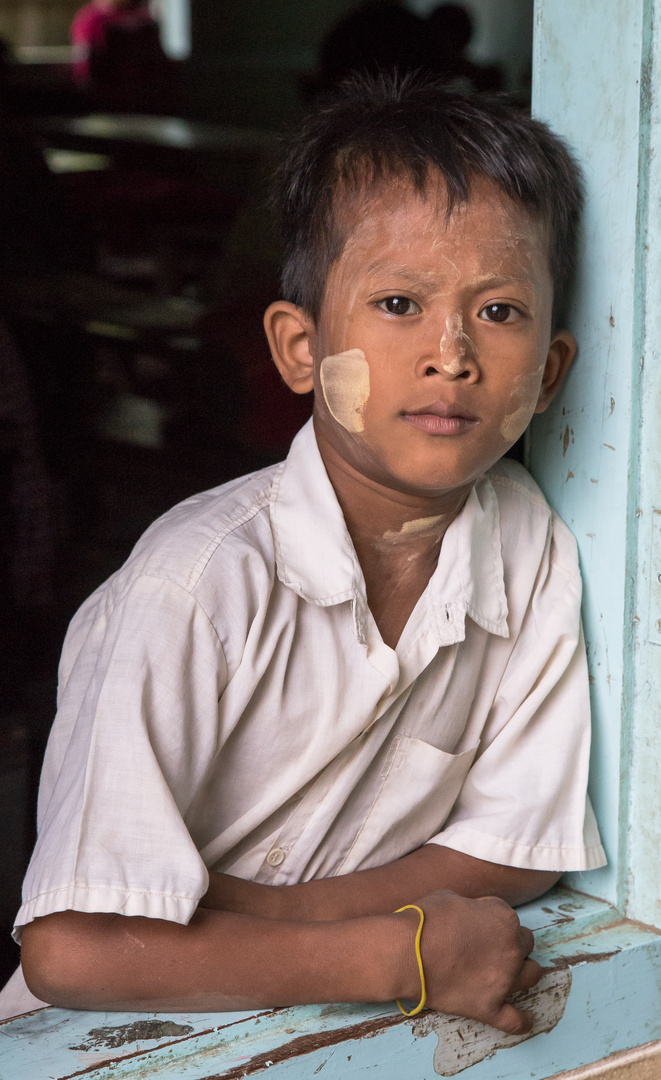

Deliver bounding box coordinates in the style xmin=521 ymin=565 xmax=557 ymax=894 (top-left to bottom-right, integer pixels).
xmin=272 ymin=72 xmax=583 ymax=321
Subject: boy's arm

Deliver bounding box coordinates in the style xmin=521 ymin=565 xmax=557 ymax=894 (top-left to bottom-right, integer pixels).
xmin=200 ymin=845 xmax=561 ymax=922
xmin=21 ymin=889 xmax=541 ymax=1034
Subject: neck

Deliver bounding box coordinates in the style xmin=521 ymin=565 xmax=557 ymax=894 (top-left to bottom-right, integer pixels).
xmin=315 ymin=422 xmax=471 ymax=549
xmin=315 ymin=423 xmax=473 ymax=648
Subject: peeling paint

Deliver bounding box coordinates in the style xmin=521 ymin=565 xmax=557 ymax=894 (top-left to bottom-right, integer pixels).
xmin=203 ymin=1014 xmax=409 ymax=1079
xmin=68 ymin=1020 xmax=193 ymax=1051
xmin=546 ymin=949 xmax=621 ymax=970
xmin=411 ymin=969 xmax=572 ymax=1075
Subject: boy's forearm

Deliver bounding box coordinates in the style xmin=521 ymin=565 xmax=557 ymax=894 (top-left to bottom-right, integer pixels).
xmin=21 ymin=907 xmax=411 ymax=1013
xmin=21 ymin=889 xmax=544 ymax=1035
xmin=202 ymin=846 xmax=561 ymax=922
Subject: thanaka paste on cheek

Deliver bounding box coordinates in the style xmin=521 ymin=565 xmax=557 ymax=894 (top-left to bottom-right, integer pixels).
xmin=500 ymin=364 xmax=545 ymax=441
xmin=319 ymin=349 xmax=370 ymax=433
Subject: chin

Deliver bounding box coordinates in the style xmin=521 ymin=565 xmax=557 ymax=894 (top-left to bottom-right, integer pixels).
xmin=379 ymin=451 xmax=480 ymax=496
xmin=381 ymin=468 xmax=474 ymax=498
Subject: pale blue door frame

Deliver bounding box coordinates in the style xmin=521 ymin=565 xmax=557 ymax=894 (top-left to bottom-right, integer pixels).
xmin=2 ymin=3 xmax=661 ymax=1077
xmin=530 ymin=0 xmax=661 ymax=929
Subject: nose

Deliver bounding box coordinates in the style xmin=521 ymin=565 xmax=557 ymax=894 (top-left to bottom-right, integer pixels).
xmin=416 ymin=313 xmax=479 ymax=382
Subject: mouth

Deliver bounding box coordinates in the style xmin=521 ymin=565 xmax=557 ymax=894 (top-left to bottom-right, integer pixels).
xmin=402 ymin=400 xmax=480 ymax=436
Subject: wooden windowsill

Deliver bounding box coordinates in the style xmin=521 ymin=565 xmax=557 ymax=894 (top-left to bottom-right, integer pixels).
xmin=1 ymin=886 xmax=659 ymax=1079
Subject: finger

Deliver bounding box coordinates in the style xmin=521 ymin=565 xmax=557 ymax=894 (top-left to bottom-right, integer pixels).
xmin=518 ymin=924 xmax=535 ymax=956
xmin=511 ymin=958 xmax=542 ymax=993
xmin=488 ymin=1003 xmax=535 ymax=1036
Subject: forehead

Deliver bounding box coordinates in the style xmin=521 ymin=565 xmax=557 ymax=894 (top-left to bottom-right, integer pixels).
xmin=333 ymin=174 xmax=550 ymax=282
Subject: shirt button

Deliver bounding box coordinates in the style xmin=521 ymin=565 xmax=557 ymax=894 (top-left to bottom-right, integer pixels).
xmin=266 ymin=847 xmax=286 ymax=867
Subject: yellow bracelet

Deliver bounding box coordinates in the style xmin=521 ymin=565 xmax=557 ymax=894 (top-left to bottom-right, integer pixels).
xmin=394 ymin=904 xmax=427 ymax=1016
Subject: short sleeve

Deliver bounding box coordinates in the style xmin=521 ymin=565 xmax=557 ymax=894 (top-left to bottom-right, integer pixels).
xmin=15 ymin=574 xmax=227 ymax=938
xmin=428 ymin=526 xmax=606 ymax=873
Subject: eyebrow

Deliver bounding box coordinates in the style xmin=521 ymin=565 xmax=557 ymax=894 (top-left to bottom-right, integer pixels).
xmin=365 ymin=263 xmax=440 ymax=286
xmin=466 ymin=274 xmax=535 ymax=292
xmin=365 ymin=264 xmax=535 ymax=291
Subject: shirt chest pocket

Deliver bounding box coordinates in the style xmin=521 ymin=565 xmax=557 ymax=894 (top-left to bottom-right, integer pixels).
xmin=337 ymin=734 xmax=479 ymax=875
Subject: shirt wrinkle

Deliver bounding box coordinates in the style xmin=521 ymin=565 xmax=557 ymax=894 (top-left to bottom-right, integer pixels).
xmin=437 ymin=823 xmax=604 ymax=852
xmin=185 ymin=486 xmax=274 ymax=592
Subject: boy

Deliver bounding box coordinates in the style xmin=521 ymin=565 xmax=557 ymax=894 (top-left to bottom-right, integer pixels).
xmin=2 ymin=76 xmax=605 ymax=1032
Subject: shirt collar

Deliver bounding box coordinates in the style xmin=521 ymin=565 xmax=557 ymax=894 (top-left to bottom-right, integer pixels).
xmin=270 ymin=418 xmax=509 ymax=639
xmin=429 ymin=479 xmax=509 ymax=642
xmin=270 ymin=419 xmax=361 ymax=606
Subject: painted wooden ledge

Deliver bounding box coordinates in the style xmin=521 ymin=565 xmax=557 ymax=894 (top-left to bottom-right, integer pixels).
xmin=1 ymin=886 xmax=660 ymax=1080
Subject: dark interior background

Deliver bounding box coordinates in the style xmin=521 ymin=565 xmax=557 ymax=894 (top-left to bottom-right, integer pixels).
xmin=0 ymin=0 xmax=533 ymax=991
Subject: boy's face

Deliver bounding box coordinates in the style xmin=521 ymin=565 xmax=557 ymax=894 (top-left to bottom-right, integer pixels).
xmin=269 ymin=175 xmax=575 ymax=499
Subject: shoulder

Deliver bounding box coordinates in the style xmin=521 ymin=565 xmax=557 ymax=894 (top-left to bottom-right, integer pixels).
xmin=90 ymin=463 xmax=281 ymax=610
xmin=58 ymin=463 xmax=283 ymax=684
xmin=133 ymin=463 xmax=280 ymax=588
xmin=487 ymin=456 xmax=551 ymax=512
xmin=485 ymin=458 xmax=580 ymax=587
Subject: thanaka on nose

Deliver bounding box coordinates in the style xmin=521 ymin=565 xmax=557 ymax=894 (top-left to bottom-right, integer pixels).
xmin=439 ymin=313 xmax=474 ymax=376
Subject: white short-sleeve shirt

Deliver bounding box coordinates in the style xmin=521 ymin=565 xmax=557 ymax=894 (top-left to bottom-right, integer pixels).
xmin=15 ymin=419 xmax=605 ymax=939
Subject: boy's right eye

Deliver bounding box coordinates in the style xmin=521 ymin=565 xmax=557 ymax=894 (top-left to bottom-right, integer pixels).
xmin=377 ymin=296 xmax=422 ymax=316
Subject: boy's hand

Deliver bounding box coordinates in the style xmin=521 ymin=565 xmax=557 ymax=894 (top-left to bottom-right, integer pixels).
xmin=397 ymin=890 xmax=541 ymax=1034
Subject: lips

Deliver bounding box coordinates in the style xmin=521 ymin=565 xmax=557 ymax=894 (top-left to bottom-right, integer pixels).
xmin=402 ymin=399 xmax=479 ymax=435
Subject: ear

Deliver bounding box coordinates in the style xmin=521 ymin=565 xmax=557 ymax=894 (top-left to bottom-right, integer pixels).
xmin=534 ymin=329 xmax=577 ymax=413
xmin=264 ymin=301 xmax=316 ymax=395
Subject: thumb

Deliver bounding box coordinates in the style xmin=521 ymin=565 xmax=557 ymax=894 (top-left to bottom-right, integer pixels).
xmin=489 ymin=1004 xmax=535 ymax=1036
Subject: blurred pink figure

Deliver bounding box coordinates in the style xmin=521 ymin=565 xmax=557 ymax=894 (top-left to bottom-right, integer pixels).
xmin=70 ymin=0 xmax=176 ymax=112
xmin=71 ymin=0 xmax=158 ymax=83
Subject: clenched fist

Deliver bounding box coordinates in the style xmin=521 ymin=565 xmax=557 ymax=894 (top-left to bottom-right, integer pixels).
xmin=395 ymin=890 xmax=541 ymax=1033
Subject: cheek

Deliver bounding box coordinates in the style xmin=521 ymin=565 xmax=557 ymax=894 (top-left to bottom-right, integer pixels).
xmin=319 ymin=349 xmax=371 ymax=434
xmin=499 ymin=363 xmax=545 ymax=442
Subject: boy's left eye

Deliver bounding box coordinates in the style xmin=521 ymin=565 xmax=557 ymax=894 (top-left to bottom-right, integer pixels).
xmin=377 ymin=296 xmax=421 ymax=316
xmin=478 ymin=303 xmax=521 ymax=323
